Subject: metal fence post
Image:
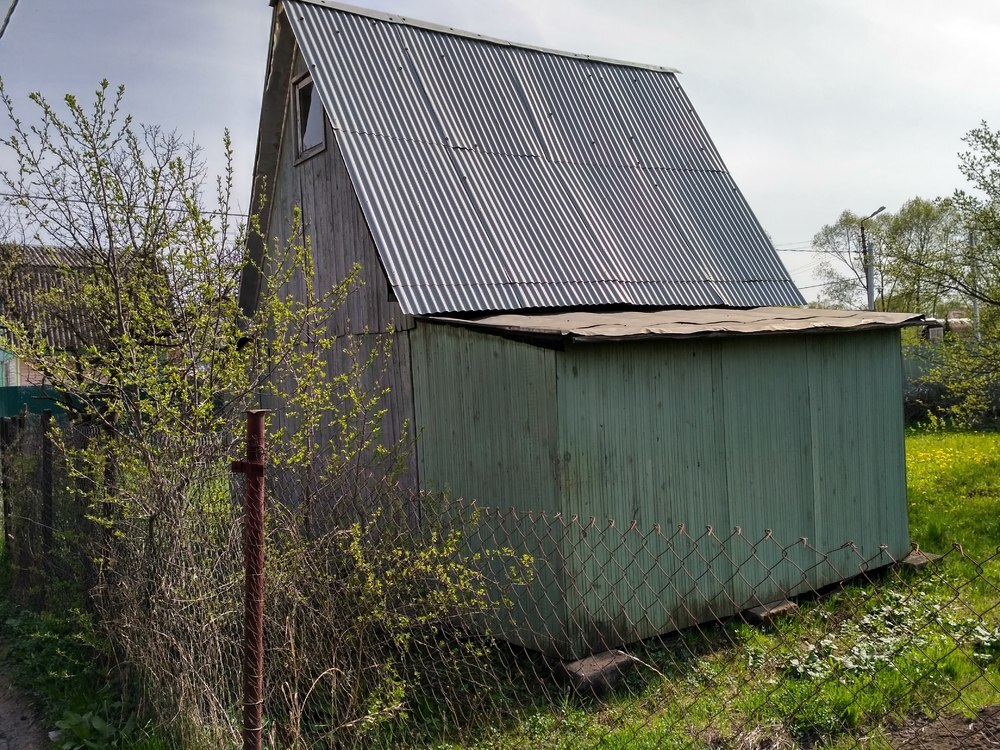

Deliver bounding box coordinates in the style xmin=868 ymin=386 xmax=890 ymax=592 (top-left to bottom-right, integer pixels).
xmin=1 ymin=417 xmax=12 ymax=555
xmin=102 ymin=413 xmax=118 ymax=531
xmin=41 ymin=409 xmax=53 ymax=562
xmin=231 ymin=410 xmax=269 ymax=750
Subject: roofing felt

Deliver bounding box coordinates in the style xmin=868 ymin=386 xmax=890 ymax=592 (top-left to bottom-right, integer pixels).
xmin=282 ymin=0 xmax=805 ymax=315
xmin=428 ymin=307 xmax=924 ymax=342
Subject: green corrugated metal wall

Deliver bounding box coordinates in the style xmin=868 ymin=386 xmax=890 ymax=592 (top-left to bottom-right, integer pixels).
xmin=410 ymin=325 xmax=570 ymax=653
xmin=0 ymin=386 xmax=63 ymax=417
xmin=411 ymin=323 xmax=909 ymax=657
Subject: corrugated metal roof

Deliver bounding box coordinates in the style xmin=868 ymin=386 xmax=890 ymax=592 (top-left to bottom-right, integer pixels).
xmin=15 ymin=246 xmax=91 ymax=269
xmin=428 ymin=307 xmax=924 ymax=341
xmin=0 ymin=244 xmax=96 ymax=350
xmin=285 ymin=0 xmax=805 ymax=315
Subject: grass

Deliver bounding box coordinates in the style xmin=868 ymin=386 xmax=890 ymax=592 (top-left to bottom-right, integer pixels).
xmin=906 ymin=428 xmax=1000 ymax=558
xmin=379 ymin=428 xmax=1000 ymax=750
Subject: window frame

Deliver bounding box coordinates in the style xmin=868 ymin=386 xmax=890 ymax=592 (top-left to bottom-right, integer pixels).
xmin=293 ymin=73 xmax=326 ymax=161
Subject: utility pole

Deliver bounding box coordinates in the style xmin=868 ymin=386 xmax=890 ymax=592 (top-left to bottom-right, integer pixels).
xmin=969 ymin=229 xmax=981 ymax=341
xmin=860 ymin=206 xmax=886 ymax=311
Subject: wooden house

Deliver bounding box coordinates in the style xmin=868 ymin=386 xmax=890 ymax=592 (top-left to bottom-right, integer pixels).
xmin=241 ymin=0 xmax=920 ymax=657
xmin=0 ymin=245 xmax=92 ymax=415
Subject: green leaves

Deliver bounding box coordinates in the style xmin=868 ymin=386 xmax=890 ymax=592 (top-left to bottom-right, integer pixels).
xmin=811 ymin=199 xmax=964 ymax=314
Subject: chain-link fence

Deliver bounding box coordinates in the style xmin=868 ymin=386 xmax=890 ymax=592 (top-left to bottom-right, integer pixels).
xmin=1 ymin=412 xmax=999 ymax=749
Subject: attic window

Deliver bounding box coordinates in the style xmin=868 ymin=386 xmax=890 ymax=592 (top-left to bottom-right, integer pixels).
xmin=295 ymin=75 xmax=325 ymax=157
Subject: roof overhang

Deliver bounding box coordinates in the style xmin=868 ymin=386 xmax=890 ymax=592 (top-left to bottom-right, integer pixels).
xmin=424 ymin=307 xmax=925 ymax=345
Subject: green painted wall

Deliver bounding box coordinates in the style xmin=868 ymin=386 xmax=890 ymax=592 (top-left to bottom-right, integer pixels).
xmin=412 ymin=324 xmax=910 ymax=657
xmin=0 ymin=386 xmax=63 ymax=417
xmin=410 ymin=324 xmax=570 ymax=653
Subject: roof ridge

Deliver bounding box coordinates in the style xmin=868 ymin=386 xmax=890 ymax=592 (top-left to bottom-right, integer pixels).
xmin=2 ymin=243 xmax=92 ymax=269
xmin=283 ymin=0 xmax=681 ymax=74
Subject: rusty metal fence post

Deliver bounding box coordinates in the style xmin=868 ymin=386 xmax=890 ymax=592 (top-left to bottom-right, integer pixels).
xmin=231 ymin=410 xmax=269 ymax=750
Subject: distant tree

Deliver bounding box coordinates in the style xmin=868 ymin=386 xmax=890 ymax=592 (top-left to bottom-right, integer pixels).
xmin=812 ymin=200 xmax=967 ymax=315
xmin=812 ymin=209 xmax=869 ymax=309
xmin=812 ymin=207 xmax=909 ymax=311
xmin=940 ymin=122 xmax=1000 ymax=309
xmin=882 ymin=198 xmax=965 ymax=315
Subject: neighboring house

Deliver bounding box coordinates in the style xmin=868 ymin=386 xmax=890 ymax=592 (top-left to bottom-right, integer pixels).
xmin=242 ymin=0 xmax=921 ymax=657
xmin=0 ymin=245 xmax=91 ymax=415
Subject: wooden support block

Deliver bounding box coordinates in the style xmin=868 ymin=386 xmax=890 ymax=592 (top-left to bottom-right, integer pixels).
xmin=900 ymin=549 xmax=942 ymax=568
xmin=745 ymin=599 xmax=799 ymax=625
xmin=558 ymin=649 xmax=638 ymax=696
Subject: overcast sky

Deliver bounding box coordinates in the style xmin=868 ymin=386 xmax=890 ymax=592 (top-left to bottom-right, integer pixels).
xmin=2 ymin=0 xmax=1000 ymax=299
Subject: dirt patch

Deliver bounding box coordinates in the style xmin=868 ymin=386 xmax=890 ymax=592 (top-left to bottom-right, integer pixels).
xmin=888 ymin=704 xmax=1000 ymax=749
xmin=0 ymin=670 xmax=47 ymax=750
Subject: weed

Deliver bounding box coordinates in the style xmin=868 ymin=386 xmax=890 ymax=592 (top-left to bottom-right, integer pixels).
xmin=0 ymin=595 xmax=171 ymax=749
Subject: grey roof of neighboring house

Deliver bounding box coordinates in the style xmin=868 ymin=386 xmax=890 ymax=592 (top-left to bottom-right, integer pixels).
xmin=0 ymin=245 xmax=95 ymax=350
xmin=281 ymin=0 xmax=804 ymax=315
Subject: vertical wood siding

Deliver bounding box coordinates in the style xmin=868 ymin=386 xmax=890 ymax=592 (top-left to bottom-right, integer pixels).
xmin=265 ymin=47 xmax=415 ymax=477
xmin=410 ymin=324 xmax=569 ymax=654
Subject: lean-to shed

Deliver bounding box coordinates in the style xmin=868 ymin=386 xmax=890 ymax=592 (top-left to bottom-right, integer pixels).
xmin=412 ymin=309 xmax=919 ymax=656
xmin=242 ymin=0 xmax=919 ymax=657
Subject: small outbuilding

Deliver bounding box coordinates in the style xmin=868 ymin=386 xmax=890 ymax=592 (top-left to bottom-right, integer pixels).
xmin=243 ymin=0 xmax=919 ymax=657
xmin=412 ymin=308 xmax=918 ymax=656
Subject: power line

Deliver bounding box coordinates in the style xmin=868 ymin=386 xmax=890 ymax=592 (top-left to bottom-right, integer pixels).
xmin=796 ymin=279 xmax=848 ymax=291
xmin=0 ymin=190 xmax=249 ymax=219
xmin=0 ymin=0 xmax=20 ymax=41
xmin=784 ymin=259 xmax=827 ymax=275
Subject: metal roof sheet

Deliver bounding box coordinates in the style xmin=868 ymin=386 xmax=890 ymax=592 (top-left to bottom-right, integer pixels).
xmin=0 ymin=245 xmax=97 ymax=350
xmin=428 ymin=308 xmax=924 ymax=341
xmin=285 ymin=0 xmax=805 ymax=315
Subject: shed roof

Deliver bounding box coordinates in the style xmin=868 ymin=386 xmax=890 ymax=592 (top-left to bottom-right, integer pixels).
xmin=270 ymin=0 xmax=804 ymax=315
xmin=429 ymin=307 xmax=924 ymax=343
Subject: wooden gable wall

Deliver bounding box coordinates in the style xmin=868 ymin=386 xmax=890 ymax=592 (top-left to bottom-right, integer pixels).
xmin=262 ymin=45 xmax=417 ymax=483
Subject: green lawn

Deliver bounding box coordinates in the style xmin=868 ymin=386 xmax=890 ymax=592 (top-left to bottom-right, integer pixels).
xmin=906 ymin=429 xmax=1000 ymax=559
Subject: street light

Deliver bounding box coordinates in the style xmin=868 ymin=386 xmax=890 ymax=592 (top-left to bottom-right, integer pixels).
xmin=860 ymin=205 xmax=886 ymax=311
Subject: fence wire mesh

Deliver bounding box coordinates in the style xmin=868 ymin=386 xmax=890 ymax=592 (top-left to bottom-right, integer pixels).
xmin=1 ymin=413 xmax=999 ymax=749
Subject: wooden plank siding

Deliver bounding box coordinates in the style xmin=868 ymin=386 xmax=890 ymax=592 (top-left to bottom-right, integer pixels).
xmin=805 ymin=331 xmax=910 ymax=575
xmin=262 ymin=46 xmax=416 ymax=481
xmin=555 ymin=341 xmax=735 ymax=647
xmin=410 ymin=324 xmax=569 ymax=655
